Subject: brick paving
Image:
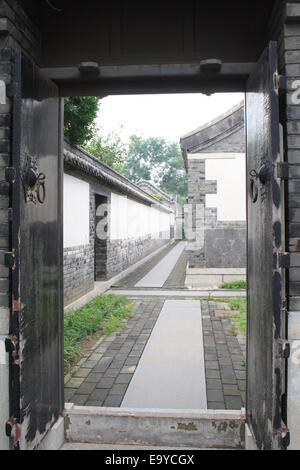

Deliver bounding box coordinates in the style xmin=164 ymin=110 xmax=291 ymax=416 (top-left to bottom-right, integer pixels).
xmin=65 ymin=299 xmax=164 ymax=406
xmin=65 ymin=246 xmax=246 ymax=410
xmin=163 ymin=249 xmax=188 ymax=288
xmin=201 ymin=300 xmax=246 ymax=409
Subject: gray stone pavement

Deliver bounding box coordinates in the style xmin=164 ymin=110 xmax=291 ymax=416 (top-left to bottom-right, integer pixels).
xmin=65 ymin=299 xmax=164 ymax=407
xmin=163 ymin=249 xmax=188 ymax=288
xmin=65 ymin=245 xmax=246 ymax=410
xmin=135 ymin=241 xmax=187 ymax=287
xmin=201 ymin=301 xmax=246 ymax=410
xmin=113 ymin=241 xmax=177 ymax=288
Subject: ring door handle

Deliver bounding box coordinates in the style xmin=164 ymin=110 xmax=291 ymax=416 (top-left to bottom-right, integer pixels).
xmin=249 ymin=170 xmax=259 ymax=203
xmin=249 ymin=164 xmax=270 ymax=203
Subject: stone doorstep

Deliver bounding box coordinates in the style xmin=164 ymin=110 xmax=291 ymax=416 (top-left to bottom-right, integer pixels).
xmin=215 ymin=310 xmax=240 ymax=318
xmin=64 ymin=405 xmax=245 ymax=449
xmin=186 ymin=267 xmax=246 ymax=275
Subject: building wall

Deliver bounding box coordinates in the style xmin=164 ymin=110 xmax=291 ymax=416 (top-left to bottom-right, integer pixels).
xmin=110 ymin=192 xmax=171 ymax=240
xmin=102 ymin=192 xmax=171 ymax=279
xmin=63 ymin=174 xmax=94 ymax=306
xmin=204 ymin=153 xmax=246 ymax=221
xmin=63 ymin=167 xmax=172 ymax=305
xmin=186 ymin=154 xmax=246 ymax=270
xmin=63 ymin=174 xmax=90 ymax=248
xmin=271 ymin=0 xmax=300 ymax=449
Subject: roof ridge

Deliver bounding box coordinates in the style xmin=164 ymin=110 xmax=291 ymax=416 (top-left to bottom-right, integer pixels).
xmin=180 ymin=100 xmax=244 ymax=142
xmin=188 ymin=121 xmax=244 ymax=153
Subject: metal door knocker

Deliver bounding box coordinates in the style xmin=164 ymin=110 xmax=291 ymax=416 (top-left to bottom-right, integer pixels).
xmin=22 ymin=155 xmax=46 ymax=204
xmin=249 ymin=164 xmax=270 ymax=204
xmin=36 ymin=173 xmax=46 ymax=204
xmin=249 ymin=169 xmax=259 ymax=203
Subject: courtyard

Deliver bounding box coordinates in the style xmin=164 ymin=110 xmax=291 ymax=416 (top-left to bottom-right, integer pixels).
xmin=64 ymin=242 xmax=246 ymax=412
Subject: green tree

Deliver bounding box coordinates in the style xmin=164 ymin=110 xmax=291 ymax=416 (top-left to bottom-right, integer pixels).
xmin=64 ymin=96 xmax=99 ymax=146
xmin=123 ymin=135 xmax=187 ymax=205
xmin=84 ymin=128 xmax=127 ymax=173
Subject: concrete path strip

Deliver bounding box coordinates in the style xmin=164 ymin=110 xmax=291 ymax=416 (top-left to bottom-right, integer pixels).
xmin=108 ymin=289 xmax=246 ymax=297
xmin=121 ymin=299 xmax=207 ymax=409
xmin=135 ymin=241 xmax=187 ymax=288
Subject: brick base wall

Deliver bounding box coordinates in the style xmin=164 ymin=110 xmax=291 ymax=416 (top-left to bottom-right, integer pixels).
xmin=107 ymin=234 xmax=170 ymax=279
xmin=63 ymin=244 xmax=94 ymax=306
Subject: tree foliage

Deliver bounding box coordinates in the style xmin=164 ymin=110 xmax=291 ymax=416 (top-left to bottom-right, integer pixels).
xmin=84 ymin=128 xmax=127 ymax=173
xmin=123 ymin=135 xmax=187 ymax=205
xmin=64 ymin=96 xmax=99 ymax=146
xmin=63 ymin=96 xmax=187 ymax=205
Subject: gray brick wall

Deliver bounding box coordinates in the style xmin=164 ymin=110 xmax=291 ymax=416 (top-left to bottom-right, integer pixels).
xmin=107 ymin=234 xmax=170 ymax=279
xmin=277 ymin=1 xmax=300 ymax=310
xmin=63 ymin=244 xmax=94 ymax=306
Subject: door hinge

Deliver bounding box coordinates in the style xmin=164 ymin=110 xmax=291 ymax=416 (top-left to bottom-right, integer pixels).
xmin=277 ymin=162 xmax=289 ymax=180
xmin=4 ymin=252 xmax=15 ymax=269
xmin=275 ymin=74 xmax=286 ymax=92
xmin=281 ymin=428 xmax=290 ymax=449
xmin=277 ymin=340 xmax=290 ymax=359
xmin=5 ymin=418 xmax=20 ymax=449
xmin=278 ymin=252 xmax=291 ymax=269
xmin=4 ymin=167 xmax=16 ymax=183
xmin=5 ymin=337 xmax=13 ymax=353
xmin=5 ymin=335 xmax=19 ymax=365
xmin=281 ymin=297 xmax=288 ymax=313
xmin=6 ymin=82 xmax=18 ymax=98
xmin=8 ymin=207 xmax=13 ymax=222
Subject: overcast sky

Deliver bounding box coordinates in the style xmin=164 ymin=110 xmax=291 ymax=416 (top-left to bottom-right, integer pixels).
xmin=96 ymin=92 xmax=245 ymax=144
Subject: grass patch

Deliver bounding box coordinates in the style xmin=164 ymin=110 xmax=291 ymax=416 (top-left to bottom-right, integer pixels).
xmin=221 ymin=280 xmax=246 ymax=289
xmin=64 ymin=293 xmax=133 ymax=374
xmin=226 ymin=297 xmax=247 ymax=336
xmin=200 ymin=296 xmax=247 ymax=337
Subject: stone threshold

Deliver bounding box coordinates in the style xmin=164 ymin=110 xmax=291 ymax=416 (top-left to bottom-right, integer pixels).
xmin=185 ymin=267 xmax=246 ymax=289
xmin=64 ymin=404 xmax=245 ymax=449
xmin=108 ymin=289 xmax=246 ymax=298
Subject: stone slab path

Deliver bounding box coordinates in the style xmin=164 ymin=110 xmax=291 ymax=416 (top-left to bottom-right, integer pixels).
xmin=113 ymin=242 xmax=177 ymax=288
xmin=64 ymin=243 xmax=246 ymax=410
xmin=135 ymin=241 xmax=187 ymax=287
xmin=121 ymin=300 xmax=207 ymax=409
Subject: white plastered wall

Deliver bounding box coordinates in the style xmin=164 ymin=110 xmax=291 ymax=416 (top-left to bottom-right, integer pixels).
xmin=63 ymin=174 xmax=90 ymax=248
xmin=190 ymin=153 xmax=246 ymax=222
xmin=110 ymin=192 xmax=171 ymax=240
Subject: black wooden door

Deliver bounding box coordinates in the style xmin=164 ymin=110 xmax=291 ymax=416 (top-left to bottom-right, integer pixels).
xmin=8 ymin=52 xmax=64 ymax=450
xmin=246 ymin=41 xmax=287 ymax=450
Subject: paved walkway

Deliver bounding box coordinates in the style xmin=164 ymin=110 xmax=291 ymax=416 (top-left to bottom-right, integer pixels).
xmin=113 ymin=242 xmax=177 ymax=288
xmin=121 ymin=300 xmax=206 ymax=409
xmin=201 ymin=301 xmax=246 ymax=409
xmin=135 ymin=242 xmax=187 ymax=287
xmin=65 ymin=243 xmax=246 ymax=410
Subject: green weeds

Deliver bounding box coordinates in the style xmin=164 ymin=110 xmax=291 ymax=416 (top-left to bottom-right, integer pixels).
xmin=64 ymin=294 xmax=133 ymax=374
